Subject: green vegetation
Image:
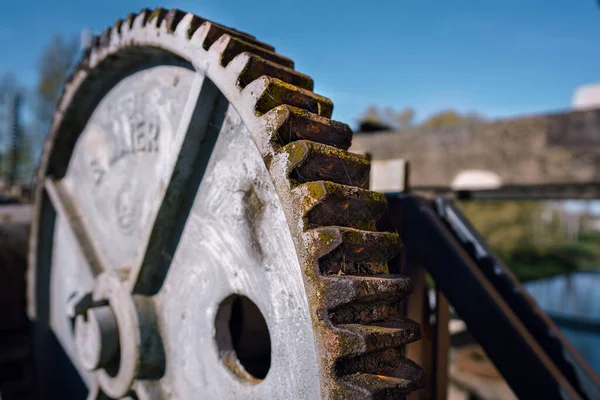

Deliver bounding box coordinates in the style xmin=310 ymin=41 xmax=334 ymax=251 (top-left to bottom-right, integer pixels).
xmin=35 ymin=34 xmax=79 ymax=129
xmin=420 ymin=110 xmax=485 ymax=129
xmin=459 ymin=200 xmax=600 ymax=282
xmin=356 ymin=106 xmax=484 ymax=133
xmin=34 ymin=34 xmax=79 ymax=146
xmin=0 ymin=33 xmax=78 ymax=184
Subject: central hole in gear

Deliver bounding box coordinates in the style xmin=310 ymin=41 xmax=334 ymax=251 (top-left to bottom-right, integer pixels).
xmin=215 ymin=294 xmax=272 ymax=381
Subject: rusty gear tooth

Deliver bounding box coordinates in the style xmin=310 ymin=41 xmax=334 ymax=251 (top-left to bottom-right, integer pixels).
xmin=113 ymin=19 xmax=124 ymax=34
xmin=183 ymin=14 xmax=207 ymax=39
xmin=202 ymin=23 xmax=275 ymax=52
xmin=181 ymin=16 xmax=264 ymax=46
xmin=81 ymin=45 xmax=92 ymax=62
xmin=294 ymin=181 xmax=387 ymax=231
xmin=185 ymin=19 xmax=213 ymax=44
xmin=164 ymin=9 xmax=187 ymax=33
xmin=262 ymin=105 xmax=351 ymax=148
xmin=124 ymin=13 xmax=137 ymax=30
xmin=180 ymin=12 xmax=260 ymax=42
xmin=209 ymin=33 xmax=291 ymax=68
xmin=339 ymin=365 xmax=427 ymax=400
xmin=235 ymin=54 xmax=313 ymax=90
xmin=146 ymin=7 xmax=169 ymax=27
xmin=91 ymin=35 xmax=101 ymax=49
xmin=322 ymin=275 xmax=413 ymax=310
xmin=121 ymin=9 xmax=149 ymax=34
xmin=308 ymin=227 xmax=401 ymax=276
xmin=223 ymin=25 xmax=257 ymax=40
xmin=333 ymin=319 xmax=421 ymax=356
xmin=282 ymin=140 xmax=369 ymax=186
xmin=329 ymin=295 xmax=407 ymax=326
xmin=245 ymin=76 xmax=332 ymax=116
xmin=99 ymin=27 xmax=112 ymax=48
xmin=336 ymin=348 xmax=424 ymax=380
xmin=135 ymin=8 xmax=152 ymax=27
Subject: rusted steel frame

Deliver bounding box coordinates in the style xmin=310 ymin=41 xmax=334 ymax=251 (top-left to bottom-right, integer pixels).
xmin=382 ymin=200 xmax=445 ymax=400
xmin=384 ymin=194 xmax=598 ymax=400
xmin=404 ymin=266 xmax=433 ymax=400
xmin=433 ymin=196 xmax=600 ymax=399
xmin=382 ymin=199 xmax=447 ymax=400
xmin=432 ymin=290 xmax=449 ymax=400
xmin=392 ymin=268 xmax=449 ymax=400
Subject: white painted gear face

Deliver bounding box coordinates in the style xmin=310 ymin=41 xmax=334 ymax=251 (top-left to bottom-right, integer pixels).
xmin=45 ymin=62 xmax=321 ymax=399
xmin=29 ymin=8 xmax=425 ymax=400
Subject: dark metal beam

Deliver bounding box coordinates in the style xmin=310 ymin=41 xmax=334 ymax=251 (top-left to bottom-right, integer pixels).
xmin=385 ymin=194 xmax=600 ymax=400
xmin=409 ymin=183 xmax=600 ymax=200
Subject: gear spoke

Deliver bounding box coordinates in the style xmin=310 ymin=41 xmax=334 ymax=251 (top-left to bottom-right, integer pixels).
xmin=127 ymin=73 xmax=229 ymax=294
xmin=44 ymin=178 xmax=108 ymax=276
xmin=44 ymin=178 xmax=97 ymax=387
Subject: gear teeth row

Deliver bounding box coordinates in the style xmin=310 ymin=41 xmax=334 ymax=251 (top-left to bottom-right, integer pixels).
xmin=131 ymin=8 xmax=266 ymax=49
xmin=283 ymin=140 xmax=370 ymax=186
xmin=294 ymin=181 xmax=387 ymax=230
xmin=42 ymin=7 xmax=426 ymax=399
xmin=98 ymin=8 xmax=274 ymax=53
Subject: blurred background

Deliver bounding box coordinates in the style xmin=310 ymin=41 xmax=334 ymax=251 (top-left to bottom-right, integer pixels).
xmin=1 ymin=1 xmax=600 ymax=399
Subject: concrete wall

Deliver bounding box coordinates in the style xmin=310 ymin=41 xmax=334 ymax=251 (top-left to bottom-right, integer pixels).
xmin=350 ymin=108 xmax=600 ymax=190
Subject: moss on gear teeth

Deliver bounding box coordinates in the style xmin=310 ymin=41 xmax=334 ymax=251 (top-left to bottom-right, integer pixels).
xmin=30 ymin=6 xmax=425 ymax=399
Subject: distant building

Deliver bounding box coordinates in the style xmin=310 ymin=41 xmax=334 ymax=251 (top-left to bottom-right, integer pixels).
xmin=573 ymin=83 xmax=600 ymax=111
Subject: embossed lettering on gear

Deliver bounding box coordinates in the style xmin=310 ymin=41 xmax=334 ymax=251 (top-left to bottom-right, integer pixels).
xmin=51 ymin=64 xmax=320 ymax=398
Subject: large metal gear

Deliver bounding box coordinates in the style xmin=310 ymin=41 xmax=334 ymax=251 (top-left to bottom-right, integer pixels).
xmin=28 ymin=8 xmax=425 ymax=399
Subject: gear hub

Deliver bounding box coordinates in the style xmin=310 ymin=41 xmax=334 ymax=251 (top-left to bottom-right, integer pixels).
xmin=74 ymin=304 xmax=119 ymax=372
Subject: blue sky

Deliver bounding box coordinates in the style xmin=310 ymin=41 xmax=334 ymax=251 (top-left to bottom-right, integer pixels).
xmin=1 ymin=0 xmax=599 ymax=129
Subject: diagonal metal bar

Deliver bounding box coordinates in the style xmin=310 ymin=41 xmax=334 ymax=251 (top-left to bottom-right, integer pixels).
xmin=128 ymin=73 xmax=229 ymax=294
xmin=392 ymin=194 xmax=596 ymax=400
xmin=44 ymin=178 xmax=108 ymax=276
